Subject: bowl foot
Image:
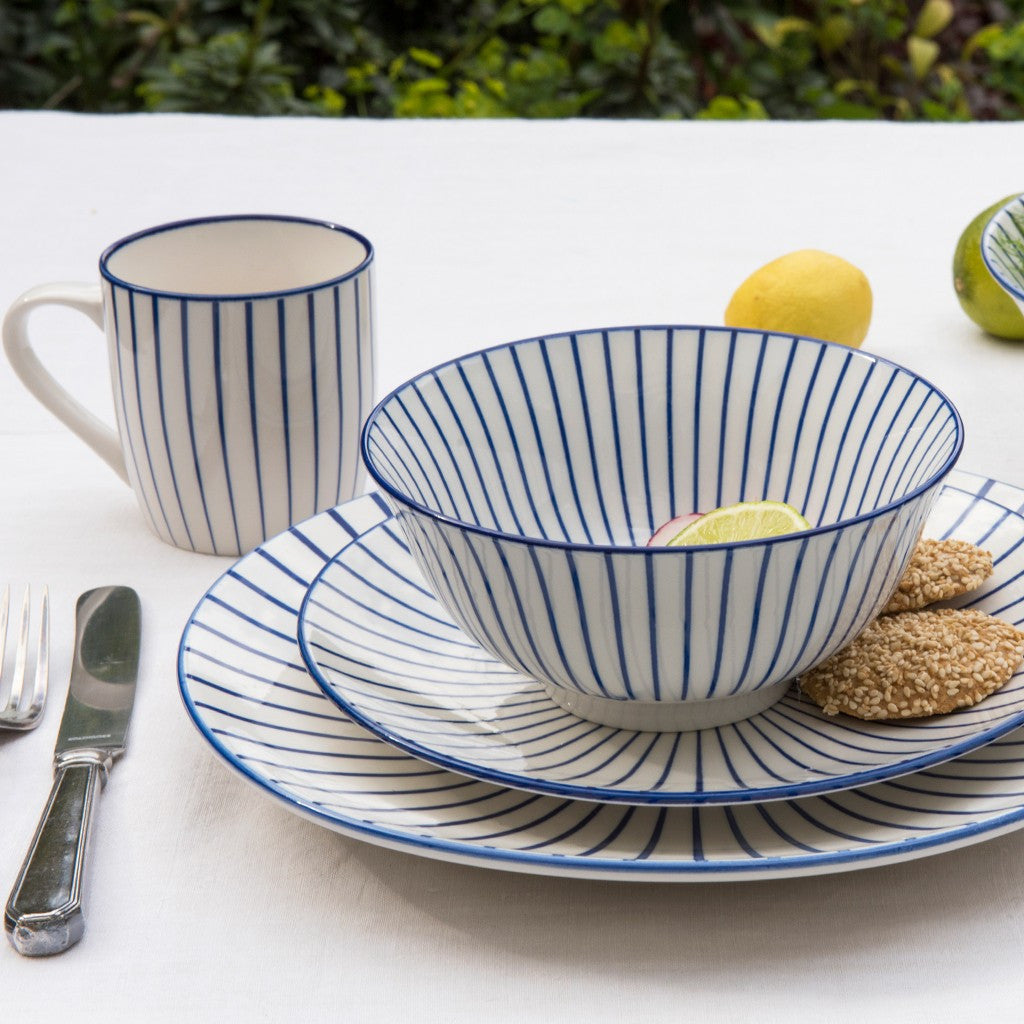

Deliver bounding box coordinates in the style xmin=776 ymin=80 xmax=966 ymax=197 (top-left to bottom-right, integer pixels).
xmin=541 ymin=679 xmax=791 ymax=732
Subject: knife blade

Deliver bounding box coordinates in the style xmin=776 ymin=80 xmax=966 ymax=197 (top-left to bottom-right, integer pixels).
xmin=5 ymin=586 xmax=140 ymax=956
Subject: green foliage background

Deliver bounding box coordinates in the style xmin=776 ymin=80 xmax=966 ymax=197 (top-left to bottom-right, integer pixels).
xmin=2 ymin=0 xmax=1023 ymax=119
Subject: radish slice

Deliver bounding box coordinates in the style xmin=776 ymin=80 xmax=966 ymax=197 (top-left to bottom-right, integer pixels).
xmin=647 ymin=513 xmax=703 ymax=546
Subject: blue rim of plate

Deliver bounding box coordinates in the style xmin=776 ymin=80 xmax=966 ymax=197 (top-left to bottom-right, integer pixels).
xmin=177 ymin=470 xmax=1024 ymax=880
xmin=296 ymin=482 xmax=1024 ymax=806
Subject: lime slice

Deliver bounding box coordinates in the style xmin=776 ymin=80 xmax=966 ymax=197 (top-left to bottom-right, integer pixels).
xmin=666 ymin=500 xmax=810 ymax=546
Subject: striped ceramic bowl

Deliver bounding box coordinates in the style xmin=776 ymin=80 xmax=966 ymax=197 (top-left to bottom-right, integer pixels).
xmin=982 ymin=193 xmax=1024 ymax=312
xmin=362 ymin=326 xmax=963 ymax=732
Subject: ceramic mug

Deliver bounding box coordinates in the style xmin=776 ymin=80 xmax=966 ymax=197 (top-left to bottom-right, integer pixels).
xmin=3 ymin=214 xmax=375 ymax=556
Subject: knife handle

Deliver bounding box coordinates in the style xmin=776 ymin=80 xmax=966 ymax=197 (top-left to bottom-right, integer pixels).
xmin=5 ymin=751 xmax=109 ymax=956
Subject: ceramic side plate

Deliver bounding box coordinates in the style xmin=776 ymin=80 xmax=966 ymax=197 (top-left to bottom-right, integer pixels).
xmin=298 ymin=483 xmax=1024 ymax=805
xmin=178 ymin=472 xmax=1024 ymax=882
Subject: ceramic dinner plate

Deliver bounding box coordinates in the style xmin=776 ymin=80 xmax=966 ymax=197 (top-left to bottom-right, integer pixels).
xmin=178 ymin=471 xmax=1024 ymax=882
xmin=297 ymin=482 xmax=1024 ymax=805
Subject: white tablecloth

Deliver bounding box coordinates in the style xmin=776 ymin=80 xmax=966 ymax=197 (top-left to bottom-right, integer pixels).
xmin=3 ymin=111 xmax=1024 ymax=1022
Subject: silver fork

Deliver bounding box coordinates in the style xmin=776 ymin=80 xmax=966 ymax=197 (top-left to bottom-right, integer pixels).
xmin=0 ymin=586 xmax=49 ymax=731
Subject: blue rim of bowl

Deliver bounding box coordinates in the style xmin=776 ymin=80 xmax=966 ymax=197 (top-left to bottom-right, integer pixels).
xmin=99 ymin=213 xmax=374 ymax=301
xmin=175 ymin=479 xmax=1024 ymax=877
xmin=361 ymin=324 xmax=965 ymax=554
xmin=981 ymin=194 xmax=1024 ymax=304
xmin=295 ymin=484 xmax=1024 ymax=806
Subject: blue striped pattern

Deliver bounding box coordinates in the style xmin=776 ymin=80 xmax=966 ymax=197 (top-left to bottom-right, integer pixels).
xmin=298 ymin=484 xmax=1024 ymax=805
xmin=100 ymin=217 xmax=375 ymax=556
xmin=982 ymin=194 xmax=1024 ymax=306
xmin=362 ymin=327 xmax=962 ymax=714
xmin=177 ymin=476 xmax=1024 ymax=881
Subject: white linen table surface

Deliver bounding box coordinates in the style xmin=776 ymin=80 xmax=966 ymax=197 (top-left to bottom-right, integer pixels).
xmin=2 ymin=111 xmax=1024 ymax=1022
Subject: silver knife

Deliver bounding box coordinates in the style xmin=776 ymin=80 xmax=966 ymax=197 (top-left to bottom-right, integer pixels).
xmin=5 ymin=586 xmax=140 ymax=956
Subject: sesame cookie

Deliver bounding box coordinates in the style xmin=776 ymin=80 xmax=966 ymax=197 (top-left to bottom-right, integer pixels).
xmin=799 ymin=608 xmax=1024 ymax=720
xmin=882 ymin=538 xmax=993 ymax=614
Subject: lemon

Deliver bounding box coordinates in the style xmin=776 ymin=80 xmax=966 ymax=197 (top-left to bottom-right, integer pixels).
xmin=953 ymin=195 xmax=1024 ymax=341
xmin=724 ymin=249 xmax=872 ymax=348
xmin=666 ymin=500 xmax=810 ymax=546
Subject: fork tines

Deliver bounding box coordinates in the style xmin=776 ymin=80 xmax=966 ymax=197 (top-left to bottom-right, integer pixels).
xmin=0 ymin=586 xmax=49 ymax=731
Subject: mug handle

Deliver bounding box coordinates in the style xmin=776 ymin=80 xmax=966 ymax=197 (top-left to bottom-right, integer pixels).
xmin=3 ymin=283 xmax=128 ymax=484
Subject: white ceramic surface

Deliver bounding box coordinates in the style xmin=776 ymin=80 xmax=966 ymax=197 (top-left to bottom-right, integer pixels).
xmin=2 ymin=215 xmax=375 ymax=555
xmin=298 ymin=480 xmax=1024 ymax=805
xmin=362 ymin=326 xmax=962 ymax=730
xmin=179 ymin=473 xmax=1024 ymax=881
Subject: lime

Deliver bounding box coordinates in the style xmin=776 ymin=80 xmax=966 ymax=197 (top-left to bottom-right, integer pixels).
xmin=724 ymin=249 xmax=872 ymax=349
xmin=666 ymin=500 xmax=810 ymax=546
xmin=953 ymin=195 xmax=1024 ymax=341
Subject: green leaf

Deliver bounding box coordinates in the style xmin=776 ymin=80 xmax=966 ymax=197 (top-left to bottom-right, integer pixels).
xmin=484 ymin=76 xmax=507 ymax=99
xmin=963 ymin=23 xmax=1002 ymax=60
xmin=533 ymin=5 xmax=572 ymax=35
xmin=914 ymin=0 xmax=954 ymax=40
xmin=696 ymin=95 xmax=768 ymax=120
xmin=303 ymin=83 xmax=345 ymax=114
xmin=908 ymin=36 xmax=939 ymax=80
xmin=817 ymin=15 xmax=853 ymax=56
xmin=752 ymin=16 xmax=812 ymax=50
xmin=833 ymin=77 xmax=868 ymax=97
xmin=409 ymin=47 xmax=443 ymax=70
xmin=592 ymin=19 xmax=647 ymax=63
xmin=407 ymin=77 xmax=448 ymax=95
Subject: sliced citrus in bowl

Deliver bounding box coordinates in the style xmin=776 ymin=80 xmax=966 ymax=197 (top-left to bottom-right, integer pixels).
xmin=647 ymin=512 xmax=703 ymax=546
xmin=666 ymin=500 xmax=810 ymax=546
